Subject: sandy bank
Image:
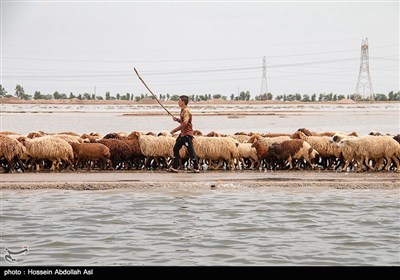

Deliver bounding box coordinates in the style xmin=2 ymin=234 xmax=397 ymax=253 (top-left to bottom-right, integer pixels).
xmin=1 ymin=97 xmax=361 ymax=105
xmin=1 ymin=170 xmax=398 ymax=190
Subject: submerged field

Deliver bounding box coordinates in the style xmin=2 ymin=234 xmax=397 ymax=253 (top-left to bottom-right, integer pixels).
xmin=1 ymin=102 xmax=399 ymax=136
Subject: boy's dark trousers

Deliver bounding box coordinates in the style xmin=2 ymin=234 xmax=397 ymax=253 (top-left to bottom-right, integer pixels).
xmin=172 ymin=135 xmax=199 ymax=170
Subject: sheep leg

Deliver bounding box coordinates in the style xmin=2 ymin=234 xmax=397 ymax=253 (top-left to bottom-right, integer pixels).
xmin=229 ymin=159 xmax=235 ymax=170
xmin=215 ymin=159 xmax=223 ymax=170
xmin=287 ymin=156 xmax=293 ymax=169
xmin=106 ymin=159 xmax=113 ymax=170
xmin=50 ymin=160 xmax=57 ymax=172
xmin=4 ymin=159 xmax=13 ymax=173
xmin=240 ymin=158 xmax=246 ymax=170
xmin=143 ymin=157 xmax=152 ymax=169
xmin=341 ymin=158 xmax=352 ymax=172
xmin=15 ymin=158 xmax=24 ymax=173
xmin=391 ymin=156 xmax=400 ymax=172
xmin=382 ymin=156 xmax=396 ymax=171
xmin=379 ymin=157 xmax=389 ymax=171
xmin=364 ymin=157 xmax=375 ymax=171
xmin=249 ymin=158 xmax=255 ymax=169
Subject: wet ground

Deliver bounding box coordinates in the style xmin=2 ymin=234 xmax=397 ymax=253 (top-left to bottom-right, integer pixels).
xmin=1 ymin=170 xmax=398 ymax=190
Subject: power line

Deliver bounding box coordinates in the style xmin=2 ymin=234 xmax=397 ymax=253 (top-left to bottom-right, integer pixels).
xmin=2 ymin=43 xmax=398 ymax=63
xmin=1 ymin=57 xmax=361 ymax=80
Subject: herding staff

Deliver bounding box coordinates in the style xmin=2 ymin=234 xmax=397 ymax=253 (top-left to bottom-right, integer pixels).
xmin=134 ymin=67 xmax=174 ymax=117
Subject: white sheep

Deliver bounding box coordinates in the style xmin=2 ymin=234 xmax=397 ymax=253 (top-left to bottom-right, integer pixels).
xmin=236 ymin=142 xmax=259 ymax=169
xmin=330 ymin=133 xmax=359 ymax=171
xmin=339 ymin=135 xmax=400 ymax=172
xmin=19 ymin=135 xmax=74 ymax=172
xmin=130 ymin=132 xmax=187 ymax=169
xmin=295 ymin=131 xmax=342 ymax=169
xmin=193 ymin=136 xmax=239 ymax=170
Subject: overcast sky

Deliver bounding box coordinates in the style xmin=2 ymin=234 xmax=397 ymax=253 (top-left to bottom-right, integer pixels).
xmin=1 ymin=0 xmax=398 ymax=99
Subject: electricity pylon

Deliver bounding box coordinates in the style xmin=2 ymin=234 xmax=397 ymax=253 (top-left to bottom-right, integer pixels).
xmin=355 ymin=38 xmax=374 ymax=100
xmin=260 ymin=56 xmax=268 ymax=100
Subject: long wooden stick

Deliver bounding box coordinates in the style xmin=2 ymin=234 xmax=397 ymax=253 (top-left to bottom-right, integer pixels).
xmin=134 ymin=68 xmax=174 ymax=117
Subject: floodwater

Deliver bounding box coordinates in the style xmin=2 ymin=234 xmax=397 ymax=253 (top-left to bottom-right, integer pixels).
xmin=0 ymin=103 xmax=399 ymax=135
xmin=0 ymin=102 xmax=399 ymax=266
xmin=1 ymin=188 xmax=399 ymax=266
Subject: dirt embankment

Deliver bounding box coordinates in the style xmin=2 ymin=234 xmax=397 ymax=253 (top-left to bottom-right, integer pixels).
xmin=1 ymin=170 xmax=398 ymax=190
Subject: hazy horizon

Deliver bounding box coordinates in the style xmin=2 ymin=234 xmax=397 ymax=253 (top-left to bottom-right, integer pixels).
xmin=1 ymin=1 xmax=399 ymax=99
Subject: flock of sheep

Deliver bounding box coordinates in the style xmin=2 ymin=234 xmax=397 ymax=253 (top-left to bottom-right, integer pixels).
xmin=0 ymin=128 xmax=399 ymax=173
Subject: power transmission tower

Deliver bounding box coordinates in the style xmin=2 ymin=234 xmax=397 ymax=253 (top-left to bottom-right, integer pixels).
xmin=260 ymin=56 xmax=268 ymax=100
xmin=355 ymin=38 xmax=374 ymax=100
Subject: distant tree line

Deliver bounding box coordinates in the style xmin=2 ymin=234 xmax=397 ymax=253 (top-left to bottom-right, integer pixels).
xmin=1 ymin=84 xmax=399 ymax=102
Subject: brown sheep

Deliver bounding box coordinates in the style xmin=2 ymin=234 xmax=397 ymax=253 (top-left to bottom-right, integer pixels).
xmin=0 ymin=131 xmax=19 ymax=135
xmin=70 ymin=142 xmax=112 ymax=170
xmin=105 ymin=132 xmax=145 ymax=169
xmin=81 ymin=134 xmax=97 ymax=143
xmin=58 ymin=131 xmax=81 ymax=137
xmin=296 ymin=128 xmax=337 ymax=137
xmin=250 ymin=139 xmax=271 ymax=169
xmin=193 ymin=130 xmax=203 ymax=136
xmin=267 ymin=139 xmax=319 ymax=169
xmin=262 ymin=133 xmax=292 ymax=138
xmin=27 ymin=131 xmax=46 ymax=139
xmin=206 ymin=131 xmax=226 ymax=137
xmin=0 ymin=135 xmax=25 ymax=173
xmin=97 ymin=138 xmax=132 ymax=169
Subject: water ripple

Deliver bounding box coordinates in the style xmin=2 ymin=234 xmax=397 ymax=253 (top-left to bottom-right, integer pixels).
xmin=1 ymin=188 xmax=399 ymax=266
